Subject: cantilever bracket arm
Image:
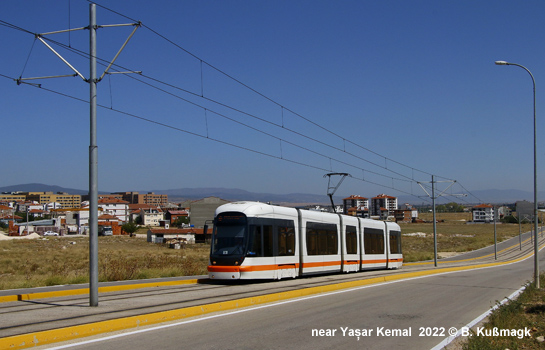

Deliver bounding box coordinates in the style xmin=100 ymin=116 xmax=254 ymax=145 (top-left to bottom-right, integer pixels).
xmin=27 ymin=22 xmax=142 ymax=85
xmin=98 ymin=22 xmax=141 ymax=81
xmin=35 ymin=35 xmax=87 ymax=81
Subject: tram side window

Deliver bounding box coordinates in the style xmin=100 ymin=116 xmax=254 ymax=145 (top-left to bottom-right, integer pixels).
xmin=306 ymin=222 xmax=338 ymax=255
xmin=327 ymin=231 xmax=337 ymax=254
xmin=248 ymin=225 xmax=262 ymax=257
xmin=278 ymin=225 xmax=295 ymax=256
xmin=390 ymin=230 xmax=402 ymax=254
xmin=345 ymin=225 xmax=357 ymax=254
xmin=247 ymin=225 xmax=274 ymax=257
xmin=263 ymin=225 xmax=273 ymax=257
xmin=364 ymin=228 xmax=385 ymax=255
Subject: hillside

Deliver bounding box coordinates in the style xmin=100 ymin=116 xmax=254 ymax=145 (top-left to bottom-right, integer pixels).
xmin=0 ymin=184 xmax=540 ymax=205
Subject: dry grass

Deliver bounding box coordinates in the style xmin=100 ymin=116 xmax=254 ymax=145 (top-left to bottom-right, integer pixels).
xmin=0 ymin=235 xmax=210 ymax=290
xmin=0 ymin=213 xmax=536 ymax=289
xmin=462 ymin=274 xmax=545 ymax=350
xmin=400 ymin=212 xmax=533 ymax=262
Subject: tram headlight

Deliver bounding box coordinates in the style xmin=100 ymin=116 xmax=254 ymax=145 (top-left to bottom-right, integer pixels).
xmin=235 ymin=260 xmax=239 ymax=265
xmin=212 ymin=261 xmax=216 ymax=265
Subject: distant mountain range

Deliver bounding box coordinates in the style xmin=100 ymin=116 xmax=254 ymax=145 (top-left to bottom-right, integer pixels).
xmin=0 ymin=183 xmax=90 ymax=195
xmin=0 ymin=183 xmax=542 ymax=205
xmin=152 ymin=187 xmax=332 ymax=204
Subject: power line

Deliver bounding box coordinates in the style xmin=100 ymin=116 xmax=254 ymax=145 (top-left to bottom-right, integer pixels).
xmin=0 ymin=15 xmax=442 ymax=188
xmin=85 ymin=1 xmax=450 ymax=182
xmin=15 ymin=27 xmax=424 ymax=186
xmin=1 ymin=10 xmax=483 ymax=202
xmin=0 ymin=71 xmax=431 ymax=202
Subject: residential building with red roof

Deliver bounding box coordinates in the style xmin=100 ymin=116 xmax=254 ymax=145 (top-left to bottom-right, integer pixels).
xmin=371 ymin=194 xmax=398 ymax=218
xmin=166 ymin=210 xmax=189 ymax=225
xmin=96 ymin=198 xmax=129 ymax=223
xmin=342 ymin=195 xmax=370 ymax=217
xmin=472 ymin=204 xmax=495 ymax=222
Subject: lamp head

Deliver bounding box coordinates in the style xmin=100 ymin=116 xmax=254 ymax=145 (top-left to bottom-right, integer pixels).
xmin=495 ymin=61 xmax=509 ymax=65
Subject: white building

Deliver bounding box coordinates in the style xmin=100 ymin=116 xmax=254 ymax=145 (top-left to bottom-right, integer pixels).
xmin=472 ymin=204 xmax=494 ymax=222
xmin=97 ymin=198 xmax=129 ymax=223
xmin=45 ymin=202 xmax=63 ymax=211
xmin=64 ymin=208 xmax=92 ymax=227
xmin=146 ymin=228 xmax=196 ymax=244
xmin=140 ymin=207 xmax=164 ymax=226
xmin=16 ymin=201 xmax=42 ymax=213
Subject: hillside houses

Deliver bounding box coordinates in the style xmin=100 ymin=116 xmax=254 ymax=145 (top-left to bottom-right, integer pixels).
xmin=3 ymin=187 xmax=529 ymax=238
xmin=0 ymin=190 xmax=234 ymax=236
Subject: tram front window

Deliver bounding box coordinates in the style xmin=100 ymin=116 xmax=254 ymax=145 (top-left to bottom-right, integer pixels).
xmin=211 ymin=213 xmax=247 ymax=256
xmin=212 ymin=225 xmax=246 ymax=256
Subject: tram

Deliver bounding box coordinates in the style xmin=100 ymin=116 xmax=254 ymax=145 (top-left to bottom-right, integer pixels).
xmin=207 ymin=201 xmax=402 ymax=280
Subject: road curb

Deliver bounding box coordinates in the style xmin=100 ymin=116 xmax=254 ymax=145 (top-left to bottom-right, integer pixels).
xmin=404 ymin=235 xmax=534 ymax=266
xmin=0 ymin=279 xmax=201 ymax=304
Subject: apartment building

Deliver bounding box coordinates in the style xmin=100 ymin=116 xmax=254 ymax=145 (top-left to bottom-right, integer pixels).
xmin=370 ymin=194 xmax=398 ymax=217
xmin=0 ymin=194 xmax=26 ymax=204
xmin=114 ymin=192 xmax=168 ymax=206
xmin=24 ymin=192 xmax=82 ymax=208
xmin=140 ymin=207 xmax=164 ymax=226
xmin=97 ymin=198 xmax=129 ymax=222
xmin=342 ymin=195 xmax=369 ymax=217
xmin=472 ymin=204 xmax=495 ymax=222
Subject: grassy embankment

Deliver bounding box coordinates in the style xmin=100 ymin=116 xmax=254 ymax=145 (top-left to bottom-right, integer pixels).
xmin=0 ymin=231 xmax=209 ymax=290
xmin=400 ymin=212 xmax=532 ymax=262
xmin=461 ymin=274 xmax=545 ymax=350
xmin=0 ymin=212 xmax=534 ymax=290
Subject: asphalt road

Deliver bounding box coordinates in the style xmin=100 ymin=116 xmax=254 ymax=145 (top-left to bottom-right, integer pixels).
xmin=35 ymin=252 xmax=543 ymax=350
xmin=2 ymin=230 xmax=544 ymax=350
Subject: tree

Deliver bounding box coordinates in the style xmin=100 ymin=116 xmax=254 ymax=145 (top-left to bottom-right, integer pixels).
xmin=501 ymin=215 xmax=518 ymax=224
xmin=173 ymin=216 xmax=189 ymax=227
xmin=122 ymin=222 xmax=138 ymax=236
xmin=437 ymin=202 xmax=465 ymax=213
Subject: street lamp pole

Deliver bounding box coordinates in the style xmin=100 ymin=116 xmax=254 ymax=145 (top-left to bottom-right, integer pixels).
xmin=495 ymin=60 xmax=539 ymax=288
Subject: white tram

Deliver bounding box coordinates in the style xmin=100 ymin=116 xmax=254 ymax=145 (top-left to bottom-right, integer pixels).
xmin=208 ymin=202 xmax=402 ymax=280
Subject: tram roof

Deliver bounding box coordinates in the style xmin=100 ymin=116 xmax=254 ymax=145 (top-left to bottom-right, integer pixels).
xmin=216 ymin=201 xmax=297 ymax=217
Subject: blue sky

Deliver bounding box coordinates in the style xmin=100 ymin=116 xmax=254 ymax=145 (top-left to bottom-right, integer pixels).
xmin=1 ymin=0 xmax=545 ymax=202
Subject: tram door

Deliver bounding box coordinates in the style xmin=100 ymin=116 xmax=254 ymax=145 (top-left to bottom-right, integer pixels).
xmin=275 ymin=222 xmax=297 ymax=278
xmin=362 ymin=227 xmax=388 ymax=269
xmin=247 ymin=219 xmax=297 ymax=279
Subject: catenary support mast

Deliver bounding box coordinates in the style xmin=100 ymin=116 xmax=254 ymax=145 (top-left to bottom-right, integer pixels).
xmin=17 ymin=3 xmax=141 ymax=306
xmin=89 ymin=3 xmax=99 ymax=307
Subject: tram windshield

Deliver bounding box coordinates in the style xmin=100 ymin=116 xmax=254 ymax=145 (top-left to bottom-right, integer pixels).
xmin=211 ymin=212 xmax=248 ymax=256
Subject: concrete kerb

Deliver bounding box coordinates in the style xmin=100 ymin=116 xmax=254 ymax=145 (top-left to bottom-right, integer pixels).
xmin=0 ymin=279 xmax=201 ymax=304
xmin=1 ymin=247 xmax=543 ymax=350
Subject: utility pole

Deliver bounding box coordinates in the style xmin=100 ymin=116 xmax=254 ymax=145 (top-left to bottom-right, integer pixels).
xmin=16 ymin=3 xmax=141 ymax=306
xmin=25 ymin=206 xmax=29 ymax=235
xmin=89 ymin=3 xmax=99 ymax=307
xmin=493 ymin=206 xmax=497 ymax=260
xmin=417 ymin=176 xmax=466 ymax=267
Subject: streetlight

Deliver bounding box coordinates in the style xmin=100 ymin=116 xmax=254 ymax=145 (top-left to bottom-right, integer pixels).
xmin=495 ymin=60 xmax=539 ymax=288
